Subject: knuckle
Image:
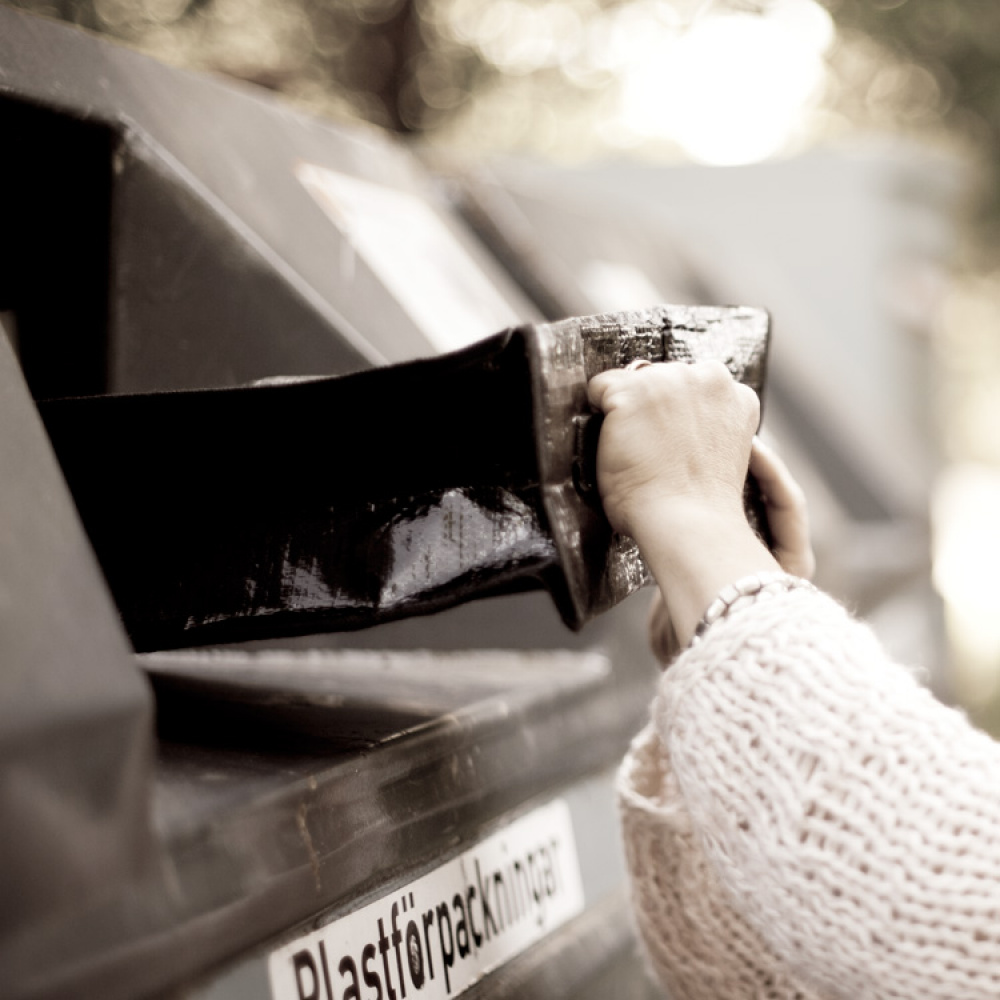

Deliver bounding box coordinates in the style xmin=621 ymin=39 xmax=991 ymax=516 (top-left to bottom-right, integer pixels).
xmin=599 ymin=382 xmax=629 ymax=412
xmin=692 ymin=360 xmax=743 ymax=400
xmin=697 ymin=359 xmax=734 ymax=384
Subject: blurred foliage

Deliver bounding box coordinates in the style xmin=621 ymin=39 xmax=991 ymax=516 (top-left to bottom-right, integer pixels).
xmin=2 ymin=0 xmax=826 ymax=157
xmin=6 ymin=0 xmax=1000 ymax=250
xmin=820 ymin=0 xmax=1000 ymax=259
xmin=5 ymin=0 xmax=438 ymax=130
xmin=821 ymin=0 xmax=1000 ymax=459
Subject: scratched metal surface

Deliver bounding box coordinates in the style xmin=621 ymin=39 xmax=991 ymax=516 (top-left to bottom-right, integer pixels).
xmin=40 ymin=306 xmax=768 ymax=651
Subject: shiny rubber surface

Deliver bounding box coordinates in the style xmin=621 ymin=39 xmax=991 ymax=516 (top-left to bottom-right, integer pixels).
xmin=41 ymin=306 xmax=769 ymax=651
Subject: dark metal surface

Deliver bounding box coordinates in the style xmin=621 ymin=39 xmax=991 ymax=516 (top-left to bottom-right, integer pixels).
xmin=0 ymin=4 xmax=538 ymax=397
xmin=0 ymin=98 xmax=115 ymax=398
xmin=5 ymin=646 xmax=652 ymax=1000
xmin=145 ymin=648 xmax=522 ymax=752
xmin=0 ymin=14 xmax=765 ymax=1000
xmin=40 ymin=305 xmax=769 ymax=652
xmin=0 ymin=333 xmax=153 ymax=955
xmin=449 ymin=163 xmax=710 ymax=322
xmin=463 ymin=892 xmax=661 ymax=1000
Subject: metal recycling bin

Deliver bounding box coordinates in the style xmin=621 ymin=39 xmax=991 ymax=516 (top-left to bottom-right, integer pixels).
xmin=0 ymin=9 xmax=772 ymax=999
xmin=0 ymin=10 xmax=665 ymax=999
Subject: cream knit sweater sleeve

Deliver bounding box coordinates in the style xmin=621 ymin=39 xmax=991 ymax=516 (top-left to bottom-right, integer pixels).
xmin=618 ymin=581 xmax=1000 ymax=1000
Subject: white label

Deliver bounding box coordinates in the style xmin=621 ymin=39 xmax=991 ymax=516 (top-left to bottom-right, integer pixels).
xmin=297 ymin=164 xmax=521 ymax=353
xmin=268 ymin=798 xmax=584 ymax=1000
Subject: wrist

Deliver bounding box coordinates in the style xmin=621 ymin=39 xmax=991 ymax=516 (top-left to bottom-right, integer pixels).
xmin=628 ymin=495 xmax=755 ymax=565
xmin=630 ymin=502 xmax=780 ymax=647
xmin=621 ymin=487 xmax=746 ymax=545
xmin=692 ymin=571 xmax=812 ymax=644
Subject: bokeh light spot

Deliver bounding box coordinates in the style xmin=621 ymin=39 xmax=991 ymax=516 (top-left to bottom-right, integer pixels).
xmin=619 ymin=0 xmax=834 ymax=164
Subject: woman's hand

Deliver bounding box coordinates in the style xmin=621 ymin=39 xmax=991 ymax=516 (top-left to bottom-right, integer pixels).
xmin=586 ymin=360 xmax=760 ymax=542
xmin=645 ymin=435 xmax=815 ymax=665
xmin=587 ymin=360 xmax=781 ymax=648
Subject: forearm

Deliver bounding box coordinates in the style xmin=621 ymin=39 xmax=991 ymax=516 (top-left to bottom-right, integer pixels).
xmin=655 ymin=587 xmax=1000 ymax=999
xmin=630 ymin=500 xmax=780 ymax=646
xmin=618 ymin=723 xmax=825 ymax=1000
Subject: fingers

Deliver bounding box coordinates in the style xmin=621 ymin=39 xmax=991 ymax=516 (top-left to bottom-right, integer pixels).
xmin=590 ymin=361 xmax=812 ymax=580
xmin=588 ymin=360 xmax=758 ymax=422
xmin=586 ymin=366 xmax=626 ymax=412
xmin=750 ymin=436 xmax=804 ymax=511
xmin=586 ymin=360 xmax=763 ymax=532
xmin=750 ymin=437 xmax=815 ymax=580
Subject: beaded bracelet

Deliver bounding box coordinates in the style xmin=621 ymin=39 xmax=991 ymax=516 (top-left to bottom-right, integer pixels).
xmin=691 ymin=571 xmax=815 ymax=645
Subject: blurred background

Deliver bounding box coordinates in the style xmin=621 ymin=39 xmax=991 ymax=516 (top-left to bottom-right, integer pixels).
xmin=8 ymin=0 xmax=1000 ymax=731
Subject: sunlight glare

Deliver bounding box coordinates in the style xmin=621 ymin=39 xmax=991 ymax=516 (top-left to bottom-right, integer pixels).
xmin=933 ymin=463 xmax=1000 ymax=700
xmin=619 ymin=0 xmax=834 ymax=164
